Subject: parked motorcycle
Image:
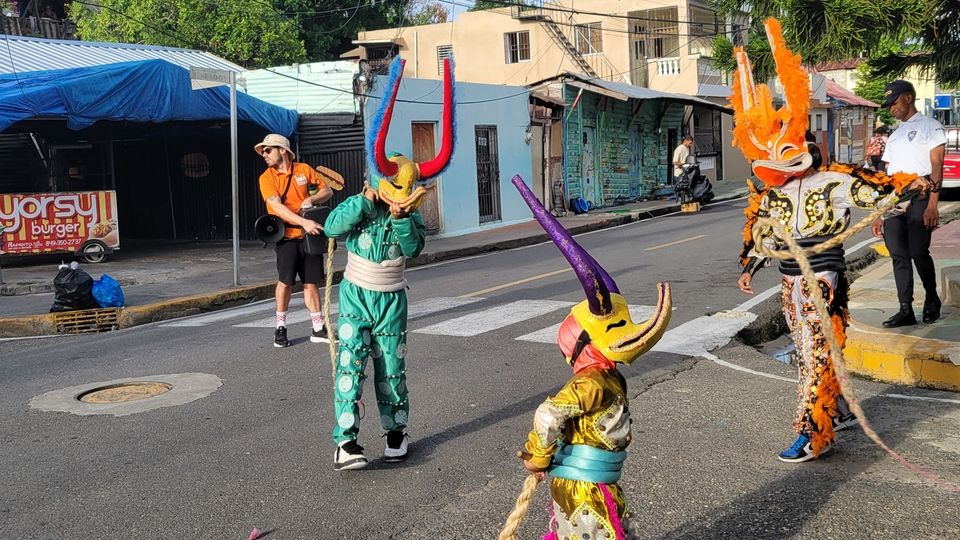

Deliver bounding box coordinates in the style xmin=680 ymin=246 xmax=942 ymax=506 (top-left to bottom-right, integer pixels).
xmin=674 ymin=157 xmax=714 ymax=206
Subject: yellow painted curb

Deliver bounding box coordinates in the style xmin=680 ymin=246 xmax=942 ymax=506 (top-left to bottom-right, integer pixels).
xmin=844 ymin=320 xmax=960 ymax=391
xmin=871 ymin=242 xmax=890 ymax=257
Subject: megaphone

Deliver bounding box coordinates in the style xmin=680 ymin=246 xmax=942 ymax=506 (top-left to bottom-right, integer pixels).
xmin=255 ymin=214 xmax=285 ymax=244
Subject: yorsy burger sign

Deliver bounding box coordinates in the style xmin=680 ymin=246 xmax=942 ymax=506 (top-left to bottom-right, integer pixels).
xmin=0 ymin=191 xmax=119 ymax=255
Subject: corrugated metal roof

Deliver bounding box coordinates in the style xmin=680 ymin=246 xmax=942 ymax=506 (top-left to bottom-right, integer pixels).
xmin=242 ymin=61 xmax=358 ymax=115
xmin=0 ymin=35 xmax=243 ymax=75
xmin=824 ymin=77 xmax=879 ymax=108
xmin=564 ymin=72 xmax=731 ymax=111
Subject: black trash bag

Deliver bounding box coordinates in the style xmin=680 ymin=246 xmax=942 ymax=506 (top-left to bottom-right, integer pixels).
xmin=50 ymin=265 xmax=100 ymax=312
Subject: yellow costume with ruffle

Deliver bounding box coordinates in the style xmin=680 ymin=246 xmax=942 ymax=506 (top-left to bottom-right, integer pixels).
xmin=511 ymin=175 xmax=671 ymax=539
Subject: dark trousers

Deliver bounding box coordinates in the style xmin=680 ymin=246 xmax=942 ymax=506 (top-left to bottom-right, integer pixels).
xmin=883 ymin=197 xmax=938 ymax=305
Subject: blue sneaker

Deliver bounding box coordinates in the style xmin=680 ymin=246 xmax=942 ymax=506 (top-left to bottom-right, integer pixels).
xmin=778 ymin=433 xmax=830 ymax=463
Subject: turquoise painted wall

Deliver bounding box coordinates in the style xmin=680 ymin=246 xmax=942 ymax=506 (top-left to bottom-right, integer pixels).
xmin=365 ymin=75 xmax=533 ymax=237
xmin=563 ymin=85 xmax=684 ymax=207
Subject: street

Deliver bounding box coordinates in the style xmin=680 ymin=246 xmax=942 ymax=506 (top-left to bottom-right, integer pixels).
xmin=2 ymin=200 xmax=958 ymax=539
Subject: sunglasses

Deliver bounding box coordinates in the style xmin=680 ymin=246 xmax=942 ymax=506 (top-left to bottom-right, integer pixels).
xmin=261 ymin=146 xmax=280 ymax=155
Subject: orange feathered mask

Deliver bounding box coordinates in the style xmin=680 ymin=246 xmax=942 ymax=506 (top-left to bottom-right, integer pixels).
xmin=730 ymin=18 xmax=811 ymax=187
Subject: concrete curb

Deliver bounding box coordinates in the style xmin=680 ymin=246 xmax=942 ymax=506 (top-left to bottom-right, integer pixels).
xmin=844 ymin=320 xmax=960 ymax=391
xmin=0 ymin=193 xmax=745 ymax=337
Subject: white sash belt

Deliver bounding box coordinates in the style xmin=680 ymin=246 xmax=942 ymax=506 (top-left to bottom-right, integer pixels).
xmin=344 ymin=251 xmax=407 ymax=292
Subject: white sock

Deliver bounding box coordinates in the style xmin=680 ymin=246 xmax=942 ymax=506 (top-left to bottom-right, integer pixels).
xmin=310 ymin=312 xmax=324 ymax=332
xmin=276 ymin=311 xmax=287 ymax=328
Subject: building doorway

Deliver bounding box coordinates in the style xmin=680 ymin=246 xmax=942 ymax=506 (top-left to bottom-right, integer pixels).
xmin=475 ymin=125 xmax=501 ymax=223
xmin=411 ymin=121 xmax=442 ymax=232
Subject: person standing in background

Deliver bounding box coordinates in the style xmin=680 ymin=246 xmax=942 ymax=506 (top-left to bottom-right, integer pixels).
xmin=871 ymin=80 xmax=945 ymax=327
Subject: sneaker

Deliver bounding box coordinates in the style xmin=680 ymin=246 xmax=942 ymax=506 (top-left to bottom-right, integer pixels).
xmin=833 ymin=412 xmax=859 ymax=432
xmin=777 ymin=433 xmax=830 ymax=463
xmin=334 ymin=440 xmax=368 ymax=471
xmin=273 ymin=326 xmax=289 ymax=348
xmin=310 ymin=326 xmax=336 ymax=343
xmin=383 ymin=430 xmax=409 ymax=463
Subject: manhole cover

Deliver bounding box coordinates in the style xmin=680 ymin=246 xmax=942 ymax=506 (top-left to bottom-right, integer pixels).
xmin=78 ymin=382 xmax=172 ymax=403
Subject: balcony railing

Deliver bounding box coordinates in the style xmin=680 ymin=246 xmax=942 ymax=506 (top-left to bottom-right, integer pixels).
xmin=1 ymin=16 xmax=77 ymax=40
xmin=655 ymin=57 xmax=681 ymax=76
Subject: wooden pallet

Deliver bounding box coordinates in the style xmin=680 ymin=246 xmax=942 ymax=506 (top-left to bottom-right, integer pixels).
xmin=53 ymin=308 xmax=121 ymax=334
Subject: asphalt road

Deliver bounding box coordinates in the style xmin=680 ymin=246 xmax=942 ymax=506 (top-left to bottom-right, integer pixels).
xmin=2 ymin=200 xmax=958 ymax=539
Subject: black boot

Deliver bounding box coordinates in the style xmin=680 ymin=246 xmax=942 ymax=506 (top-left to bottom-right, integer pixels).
xmin=922 ymin=296 xmax=942 ymax=324
xmin=883 ymin=304 xmax=917 ymax=328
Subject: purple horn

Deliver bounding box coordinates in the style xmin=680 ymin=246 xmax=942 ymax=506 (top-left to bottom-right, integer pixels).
xmin=512 ymin=175 xmax=614 ymax=315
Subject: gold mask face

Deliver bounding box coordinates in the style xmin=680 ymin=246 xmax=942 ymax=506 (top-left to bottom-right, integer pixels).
xmin=568 ymin=286 xmax=672 ymax=365
xmin=376 ymin=154 xmax=428 ymax=211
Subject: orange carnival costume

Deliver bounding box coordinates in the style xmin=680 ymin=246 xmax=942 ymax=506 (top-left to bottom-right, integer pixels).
xmin=732 ymin=19 xmax=922 ymax=462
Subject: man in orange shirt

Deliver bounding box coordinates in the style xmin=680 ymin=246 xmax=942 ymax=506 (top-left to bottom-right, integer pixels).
xmin=256 ymin=134 xmax=333 ymax=348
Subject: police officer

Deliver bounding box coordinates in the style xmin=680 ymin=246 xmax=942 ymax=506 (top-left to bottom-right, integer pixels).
xmin=871 ymin=80 xmax=945 ymax=327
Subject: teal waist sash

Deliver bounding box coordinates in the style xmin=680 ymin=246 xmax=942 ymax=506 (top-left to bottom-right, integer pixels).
xmin=547 ymin=444 xmax=626 ymax=484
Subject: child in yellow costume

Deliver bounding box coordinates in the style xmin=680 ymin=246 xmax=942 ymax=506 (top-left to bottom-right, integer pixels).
xmin=511 ymin=175 xmax=672 ymax=539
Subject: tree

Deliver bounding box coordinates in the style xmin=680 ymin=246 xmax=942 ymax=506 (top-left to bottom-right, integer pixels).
xmin=406 ymin=0 xmax=450 ymax=25
xmin=68 ymin=0 xmax=418 ymax=68
xmin=69 ymin=0 xmax=307 ymax=68
xmin=710 ymin=0 xmax=960 ymax=85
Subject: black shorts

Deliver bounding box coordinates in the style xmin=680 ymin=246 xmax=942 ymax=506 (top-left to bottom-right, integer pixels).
xmin=275 ymin=238 xmax=324 ymax=286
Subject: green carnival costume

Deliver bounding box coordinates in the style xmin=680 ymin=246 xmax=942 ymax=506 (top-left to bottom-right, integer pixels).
xmin=324 ymin=195 xmax=425 ymax=443
xmin=325 ymin=55 xmax=455 ymax=470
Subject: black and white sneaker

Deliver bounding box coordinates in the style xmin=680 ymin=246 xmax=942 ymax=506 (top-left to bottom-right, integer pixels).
xmin=273 ymin=326 xmax=289 ymax=348
xmin=383 ymin=431 xmax=409 ymax=463
xmin=334 ymin=440 xmax=368 ymax=471
xmin=777 ymin=433 xmax=831 ymax=463
xmin=833 ymin=412 xmax=859 ymax=432
xmin=310 ymin=327 xmax=336 ymax=343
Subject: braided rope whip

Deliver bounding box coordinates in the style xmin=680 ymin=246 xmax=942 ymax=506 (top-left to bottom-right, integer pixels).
xmin=752 ymin=200 xmax=960 ymax=494
xmin=498 ymin=474 xmax=543 ymax=540
xmin=323 ymin=237 xmax=336 ymax=377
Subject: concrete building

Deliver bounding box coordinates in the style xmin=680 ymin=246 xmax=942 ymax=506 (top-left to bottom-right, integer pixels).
xmin=349 ymin=1 xmax=752 ymax=207
xmin=363 ymin=74 xmax=534 ymax=237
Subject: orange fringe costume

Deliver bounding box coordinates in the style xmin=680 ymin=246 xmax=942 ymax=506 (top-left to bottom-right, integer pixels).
xmin=733 ymin=19 xmax=918 ymax=459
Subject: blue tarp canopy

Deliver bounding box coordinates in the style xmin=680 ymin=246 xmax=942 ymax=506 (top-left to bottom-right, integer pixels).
xmin=0 ymin=59 xmax=298 ymax=135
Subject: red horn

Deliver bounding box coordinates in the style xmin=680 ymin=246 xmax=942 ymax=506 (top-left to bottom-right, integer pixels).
xmin=417 ymin=57 xmax=455 ymax=179
xmin=373 ymin=59 xmax=405 ymax=178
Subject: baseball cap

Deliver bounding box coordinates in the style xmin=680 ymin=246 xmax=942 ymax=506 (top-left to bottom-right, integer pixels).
xmin=881 ymin=80 xmax=915 ymax=108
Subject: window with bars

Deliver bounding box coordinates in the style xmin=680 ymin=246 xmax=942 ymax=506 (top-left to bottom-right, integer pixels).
xmin=630 ymin=8 xmax=679 ymax=59
xmin=437 ymin=44 xmax=453 ymax=74
xmin=504 ymin=31 xmax=531 ymax=64
xmin=574 ymin=22 xmax=602 ymax=55
xmin=688 ymin=7 xmax=718 ymax=56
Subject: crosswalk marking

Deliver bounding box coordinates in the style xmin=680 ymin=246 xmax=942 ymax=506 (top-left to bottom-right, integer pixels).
xmin=234 ymin=304 xmax=340 ymax=328
xmin=160 ymin=302 xmax=274 ymax=327
xmin=515 ymin=305 xmax=657 ymax=343
xmin=408 ymin=296 xmax=483 ymax=320
xmin=158 ymin=295 xmax=748 ymax=360
xmin=414 ymin=299 xmax=575 ymax=337
xmin=652 ymin=310 xmax=756 ymax=355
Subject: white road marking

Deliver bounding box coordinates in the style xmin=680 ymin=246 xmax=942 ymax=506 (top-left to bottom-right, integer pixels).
xmin=235 ymin=305 xmax=339 ymax=328
xmin=700 ymin=352 xmax=794 ymax=382
xmin=414 ymin=299 xmax=575 ymax=337
xmin=516 ymin=305 xmax=657 ymax=343
xmin=653 ymin=310 xmax=758 ymax=356
xmin=884 ymin=393 xmax=960 ymax=405
xmin=408 ymin=296 xmax=484 ymax=320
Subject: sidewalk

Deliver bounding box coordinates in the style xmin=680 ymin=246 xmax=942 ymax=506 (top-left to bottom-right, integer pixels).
xmin=844 ymin=214 xmax=960 ymax=391
xmin=0 ymin=181 xmax=748 ymax=337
